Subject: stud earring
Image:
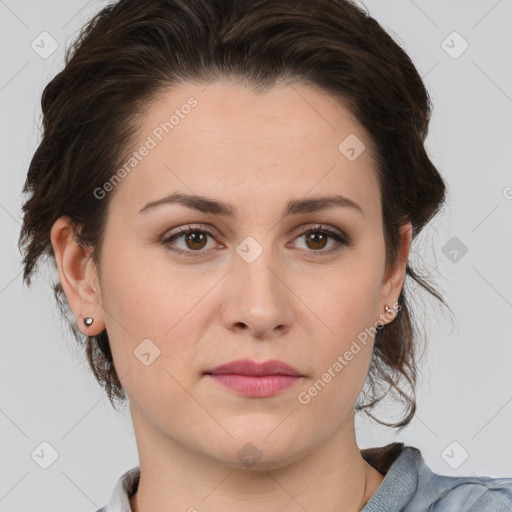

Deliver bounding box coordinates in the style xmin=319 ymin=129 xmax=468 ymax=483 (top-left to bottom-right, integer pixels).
xmin=385 ymin=305 xmax=391 ymax=313
xmin=83 ymin=317 xmax=94 ymax=327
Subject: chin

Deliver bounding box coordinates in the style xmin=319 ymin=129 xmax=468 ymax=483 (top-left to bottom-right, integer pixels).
xmin=206 ymin=429 xmax=309 ymax=471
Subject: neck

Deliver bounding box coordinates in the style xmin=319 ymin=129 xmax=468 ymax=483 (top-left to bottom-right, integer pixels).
xmin=128 ymin=407 xmax=385 ymax=512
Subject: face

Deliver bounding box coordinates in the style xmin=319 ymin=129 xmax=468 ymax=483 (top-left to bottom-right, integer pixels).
xmin=55 ymin=81 xmax=410 ymax=470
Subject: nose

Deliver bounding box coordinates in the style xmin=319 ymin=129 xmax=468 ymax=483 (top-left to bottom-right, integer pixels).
xmin=221 ymin=242 xmax=294 ymax=339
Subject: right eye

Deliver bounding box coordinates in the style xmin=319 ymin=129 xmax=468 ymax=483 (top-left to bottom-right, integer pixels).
xmin=161 ymin=225 xmax=221 ymax=257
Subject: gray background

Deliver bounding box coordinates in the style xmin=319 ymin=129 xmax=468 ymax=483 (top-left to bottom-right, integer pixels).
xmin=1 ymin=0 xmax=511 ymax=510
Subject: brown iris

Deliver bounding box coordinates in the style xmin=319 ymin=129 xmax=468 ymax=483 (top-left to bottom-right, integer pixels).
xmin=185 ymin=232 xmax=208 ymax=250
xmin=305 ymin=232 xmax=328 ymax=250
xmin=181 ymin=228 xmax=331 ymax=252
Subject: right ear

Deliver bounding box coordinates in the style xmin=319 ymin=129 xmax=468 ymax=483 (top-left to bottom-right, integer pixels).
xmin=50 ymin=216 xmax=105 ymax=336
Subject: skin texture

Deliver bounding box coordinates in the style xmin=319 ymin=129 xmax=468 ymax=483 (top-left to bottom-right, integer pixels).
xmin=51 ymin=81 xmax=412 ymax=512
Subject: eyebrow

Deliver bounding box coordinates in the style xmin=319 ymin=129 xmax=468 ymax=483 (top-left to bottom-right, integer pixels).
xmin=138 ymin=192 xmax=364 ymax=217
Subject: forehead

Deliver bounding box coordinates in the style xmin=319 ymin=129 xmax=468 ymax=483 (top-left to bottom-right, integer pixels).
xmin=141 ymin=80 xmax=371 ymax=152
xmin=112 ymin=81 xmax=381 ymax=221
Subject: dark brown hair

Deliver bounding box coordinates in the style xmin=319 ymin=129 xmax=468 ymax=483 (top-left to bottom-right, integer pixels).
xmin=19 ymin=0 xmax=449 ymax=430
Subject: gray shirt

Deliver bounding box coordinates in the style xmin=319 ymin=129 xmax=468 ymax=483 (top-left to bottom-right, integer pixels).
xmin=96 ymin=443 xmax=512 ymax=511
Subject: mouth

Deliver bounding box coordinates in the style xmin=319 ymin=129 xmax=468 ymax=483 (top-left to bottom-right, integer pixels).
xmin=205 ymin=373 xmax=303 ymax=397
xmin=204 ymin=358 xmax=303 ymax=377
xmin=204 ymin=359 xmax=304 ymax=398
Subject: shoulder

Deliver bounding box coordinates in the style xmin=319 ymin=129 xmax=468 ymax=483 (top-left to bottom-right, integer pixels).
xmin=401 ymin=446 xmax=512 ymax=512
xmin=362 ymin=443 xmax=512 ymax=512
xmin=415 ymin=470 xmax=512 ymax=512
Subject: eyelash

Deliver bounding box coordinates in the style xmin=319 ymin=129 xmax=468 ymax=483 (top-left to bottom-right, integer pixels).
xmin=161 ymin=224 xmax=352 ymax=258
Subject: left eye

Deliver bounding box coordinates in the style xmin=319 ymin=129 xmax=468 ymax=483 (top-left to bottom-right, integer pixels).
xmin=292 ymin=227 xmax=349 ymax=254
xmin=161 ymin=225 xmax=350 ymax=257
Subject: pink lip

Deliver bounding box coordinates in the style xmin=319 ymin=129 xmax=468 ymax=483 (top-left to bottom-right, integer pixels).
xmin=204 ymin=359 xmax=304 ymax=398
xmin=205 ymin=359 xmax=303 ymax=377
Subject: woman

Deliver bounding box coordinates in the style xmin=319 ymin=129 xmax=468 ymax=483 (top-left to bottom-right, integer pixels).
xmin=18 ymin=0 xmax=512 ymax=510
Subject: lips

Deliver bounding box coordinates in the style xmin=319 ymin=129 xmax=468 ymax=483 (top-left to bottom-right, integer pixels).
xmin=204 ymin=359 xmax=304 ymax=398
xmin=204 ymin=359 xmax=303 ymax=377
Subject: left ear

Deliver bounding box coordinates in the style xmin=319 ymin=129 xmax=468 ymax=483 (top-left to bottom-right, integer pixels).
xmin=379 ymin=221 xmax=412 ymax=323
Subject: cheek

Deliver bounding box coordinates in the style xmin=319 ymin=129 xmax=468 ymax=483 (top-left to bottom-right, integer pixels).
xmin=308 ymin=254 xmax=384 ymax=342
xmin=97 ymin=239 xmax=214 ymax=374
xmin=297 ymin=277 xmax=379 ymax=422
xmin=297 ymin=252 xmax=383 ymax=393
xmin=99 ymin=238 xmax=189 ymax=336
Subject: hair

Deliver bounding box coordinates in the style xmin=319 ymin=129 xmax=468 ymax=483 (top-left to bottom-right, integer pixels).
xmin=19 ymin=0 xmax=449 ymax=430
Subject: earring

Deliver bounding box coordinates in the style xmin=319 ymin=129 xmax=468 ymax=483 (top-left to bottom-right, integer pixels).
xmin=385 ymin=305 xmax=391 ymax=313
xmin=83 ymin=317 xmax=94 ymax=327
